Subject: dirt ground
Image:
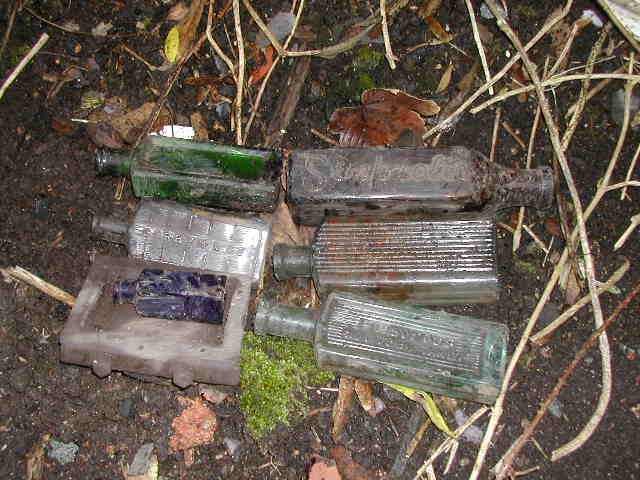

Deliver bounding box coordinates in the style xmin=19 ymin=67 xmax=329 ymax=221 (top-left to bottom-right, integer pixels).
xmin=1 ymin=0 xmax=640 ymax=479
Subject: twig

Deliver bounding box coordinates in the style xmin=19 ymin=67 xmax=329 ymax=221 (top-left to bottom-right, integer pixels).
xmin=0 ymin=0 xmax=21 ymax=62
xmin=614 ymin=213 xmax=640 ymax=250
xmin=380 ymin=0 xmax=397 ymax=69
xmin=501 ymin=121 xmax=526 ymax=149
xmin=311 ymin=128 xmax=340 ymax=145
xmin=489 ymin=107 xmax=501 ymax=162
xmin=530 ymin=259 xmax=630 ymax=344
xmin=119 ymin=43 xmax=162 ymax=71
xmin=0 ymin=33 xmax=49 ymax=102
xmin=470 ymin=72 xmax=640 ymax=114
xmin=1 ymin=266 xmax=75 ymax=306
xmin=424 ymin=2 xmax=574 ymax=139
xmin=620 ymin=142 xmax=640 ymax=201
xmin=565 ymin=65 xmax=626 ymax=118
xmin=243 ymin=0 xmax=306 ymax=144
xmin=241 ymin=0 xmax=285 ymax=56
xmin=464 ymin=0 xmax=492 ymax=94
xmin=206 ymin=0 xmax=237 ymax=83
xmin=232 ymin=0 xmax=245 ymax=145
xmin=496 ymin=280 xmax=640 ymax=477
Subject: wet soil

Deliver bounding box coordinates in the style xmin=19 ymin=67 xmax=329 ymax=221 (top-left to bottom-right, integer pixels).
xmin=1 ymin=0 xmax=640 ymax=479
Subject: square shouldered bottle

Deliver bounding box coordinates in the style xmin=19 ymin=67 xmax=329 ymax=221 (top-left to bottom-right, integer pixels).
xmin=95 ymin=135 xmax=283 ymax=213
xmin=286 ymin=146 xmax=554 ymax=225
xmin=92 ymin=199 xmax=270 ymax=287
xmin=255 ymin=291 xmax=509 ymax=404
xmin=273 ymin=215 xmax=498 ymax=305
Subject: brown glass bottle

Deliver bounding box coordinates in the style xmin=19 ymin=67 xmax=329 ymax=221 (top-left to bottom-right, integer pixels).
xmin=286 ymin=146 xmax=554 ymax=225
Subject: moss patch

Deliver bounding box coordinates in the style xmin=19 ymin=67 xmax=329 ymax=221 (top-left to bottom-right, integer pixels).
xmin=239 ymin=332 xmax=335 ymax=439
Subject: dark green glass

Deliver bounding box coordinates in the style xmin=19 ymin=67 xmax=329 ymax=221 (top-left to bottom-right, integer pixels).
xmin=96 ymin=136 xmax=283 ymax=213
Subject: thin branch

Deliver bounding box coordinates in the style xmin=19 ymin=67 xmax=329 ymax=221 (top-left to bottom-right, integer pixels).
xmin=381 ymin=0 xmax=397 ymax=69
xmin=496 ymin=280 xmax=640 ymax=476
xmin=242 ymin=0 xmax=286 ymax=56
xmin=614 ymin=213 xmax=640 ymax=250
xmin=489 ymin=106 xmax=501 ymax=162
xmin=464 ymin=0 xmax=493 ymax=94
xmin=0 ymin=33 xmax=49 ymax=101
xmin=206 ymin=0 xmax=237 ymax=83
xmin=620 ymin=142 xmax=640 ymax=200
xmin=1 ymin=266 xmax=75 ymax=306
xmin=232 ymin=0 xmax=245 ymax=145
xmin=530 ymin=259 xmax=630 ymax=344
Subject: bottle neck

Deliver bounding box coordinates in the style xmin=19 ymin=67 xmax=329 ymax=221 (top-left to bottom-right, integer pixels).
xmin=92 ymin=215 xmax=129 ymax=245
xmin=490 ymin=165 xmax=554 ymax=210
xmin=254 ymin=298 xmax=316 ymax=342
xmin=96 ymin=148 xmax=132 ymax=177
xmin=272 ymin=244 xmax=313 ymax=280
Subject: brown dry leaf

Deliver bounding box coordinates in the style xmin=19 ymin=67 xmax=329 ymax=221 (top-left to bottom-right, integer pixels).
xmin=436 ymin=63 xmax=454 ymax=93
xmin=169 ymin=396 xmax=217 ymax=453
xmin=331 ymin=445 xmax=379 ymax=480
xmin=174 ymin=0 xmax=205 ymax=61
xmin=329 ymin=88 xmax=439 ymax=146
xmin=416 ymin=0 xmax=443 ymax=20
xmin=423 ymin=15 xmax=454 ymax=42
xmin=86 ymin=121 xmax=126 ymax=149
xmin=309 ymin=456 xmax=342 ymax=480
xmin=353 ymin=379 xmax=374 ymax=414
xmin=25 ymin=433 xmax=50 ymax=480
xmin=190 ymin=112 xmax=209 ymax=141
xmin=51 ymin=118 xmax=78 ymax=136
xmin=108 ymin=102 xmax=172 ymax=144
xmin=167 ymin=1 xmax=189 ymax=21
xmin=562 ymin=266 xmax=583 ymax=305
xmin=332 ymin=376 xmax=355 ymax=442
xmin=262 ymin=201 xmax=304 ymax=246
xmin=545 ymin=217 xmax=563 ymax=238
xmin=199 ymin=385 xmax=229 ymax=405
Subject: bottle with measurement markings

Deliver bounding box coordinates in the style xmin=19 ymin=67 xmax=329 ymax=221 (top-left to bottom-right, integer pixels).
xmin=91 ymin=199 xmax=270 ymax=287
xmin=286 ymin=146 xmax=554 ymax=225
xmin=96 ymin=135 xmax=283 ymax=213
xmin=254 ymin=291 xmax=508 ymax=404
xmin=273 ymin=215 xmax=498 ymax=305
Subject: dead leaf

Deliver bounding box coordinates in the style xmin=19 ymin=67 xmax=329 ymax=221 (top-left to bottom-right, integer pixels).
xmin=436 ymin=63 xmax=454 ymax=93
xmin=167 ymin=2 xmax=189 ymax=22
xmin=172 ymin=0 xmax=205 ymax=62
xmin=108 ymin=102 xmax=171 ymax=144
xmin=169 ymin=396 xmax=217 ymax=453
xmin=51 ymin=118 xmax=78 ymax=136
xmin=92 ymin=21 xmax=113 ymax=37
xmin=190 ymin=112 xmax=209 ymax=141
xmin=309 ymin=456 xmax=342 ymax=480
xmin=353 ymin=380 xmax=384 ymax=416
xmin=25 ymin=433 xmax=50 ymax=480
xmin=329 ymin=88 xmax=439 ymax=146
xmin=562 ymin=265 xmax=582 ymax=305
xmin=250 ymin=45 xmax=275 ymax=85
xmin=416 ymin=0 xmax=443 ymax=20
xmin=545 ymin=217 xmax=563 ymax=238
xmin=423 ymin=15 xmax=454 ymax=42
xmin=332 ymin=376 xmax=355 ymax=442
xmin=86 ymin=122 xmax=126 ymax=149
xmin=331 ymin=445 xmax=379 ymax=480
xmin=262 ymin=201 xmax=304 ymax=246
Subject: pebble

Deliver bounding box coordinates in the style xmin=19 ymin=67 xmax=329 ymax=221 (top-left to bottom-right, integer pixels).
xmin=9 ymin=367 xmax=32 ymax=393
xmin=609 ymin=88 xmax=640 ymax=128
xmin=119 ymin=397 xmax=135 ymax=418
xmin=48 ymin=439 xmax=79 ymax=465
xmin=223 ymin=437 xmax=242 ymax=461
xmin=129 ymin=443 xmax=155 ymax=476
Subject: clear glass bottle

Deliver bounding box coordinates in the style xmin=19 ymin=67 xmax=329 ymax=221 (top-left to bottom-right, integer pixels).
xmin=96 ymin=135 xmax=283 ymax=213
xmin=255 ymin=291 xmax=508 ymax=404
xmin=92 ymin=199 xmax=270 ymax=286
xmin=287 ymin=146 xmax=554 ymax=225
xmin=273 ymin=215 xmax=498 ymax=305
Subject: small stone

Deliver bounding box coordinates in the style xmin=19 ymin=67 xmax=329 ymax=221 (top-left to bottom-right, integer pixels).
xmin=9 ymin=367 xmax=32 ymax=393
xmin=128 ymin=443 xmax=154 ymax=476
xmin=48 ymin=439 xmax=79 ymax=465
xmin=223 ymin=437 xmax=242 ymax=461
xmin=460 ymin=457 xmax=471 ymax=467
xmin=119 ymin=397 xmax=135 ymax=418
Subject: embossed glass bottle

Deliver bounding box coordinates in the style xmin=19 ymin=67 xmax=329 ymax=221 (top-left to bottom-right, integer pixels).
xmin=92 ymin=199 xmax=270 ymax=286
xmin=255 ymin=291 xmax=508 ymax=404
xmin=287 ymin=146 xmax=554 ymax=225
xmin=273 ymin=215 xmax=498 ymax=305
xmin=96 ymin=135 xmax=283 ymax=212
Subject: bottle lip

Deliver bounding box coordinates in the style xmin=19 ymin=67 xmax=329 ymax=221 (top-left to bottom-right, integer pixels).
xmin=95 ymin=148 xmax=129 ymax=176
xmin=272 ymin=244 xmax=313 ymax=281
xmin=91 ymin=214 xmax=129 ymax=244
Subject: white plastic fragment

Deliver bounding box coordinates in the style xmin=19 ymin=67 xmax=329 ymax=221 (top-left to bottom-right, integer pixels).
xmin=581 ymin=9 xmax=605 ymax=28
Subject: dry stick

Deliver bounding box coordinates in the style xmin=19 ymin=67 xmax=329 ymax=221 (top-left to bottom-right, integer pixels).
xmin=0 ymin=32 xmax=49 ymax=101
xmin=206 ymin=0 xmax=237 ymax=83
xmin=243 ymin=0 xmax=306 ymax=144
xmin=615 ymin=213 xmax=640 ymax=250
xmin=0 ymin=0 xmax=21 ymax=61
xmin=471 ymin=72 xmax=640 ymax=114
xmin=1 ymin=266 xmax=76 ymax=307
xmin=232 ymin=0 xmax=245 ymax=145
xmin=566 ymin=65 xmax=626 ymax=118
xmin=497 ymin=281 xmax=640 ymax=478
xmin=464 ymin=0 xmax=493 ymax=94
xmin=241 ymin=0 xmax=285 ymax=56
xmin=501 ymin=121 xmax=526 ymax=149
xmin=472 ymin=2 xmax=603 ymax=479
xmin=489 ymin=106 xmax=501 ymax=162
xmin=530 ymin=259 xmax=630 ymax=344
xmin=380 ymin=0 xmax=397 ymax=69
xmin=424 ymin=1 xmax=574 ymax=139
xmin=620 ymin=142 xmax=640 ymax=201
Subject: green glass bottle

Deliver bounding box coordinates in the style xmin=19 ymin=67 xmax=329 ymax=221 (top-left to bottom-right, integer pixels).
xmin=96 ymin=136 xmax=283 ymax=213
